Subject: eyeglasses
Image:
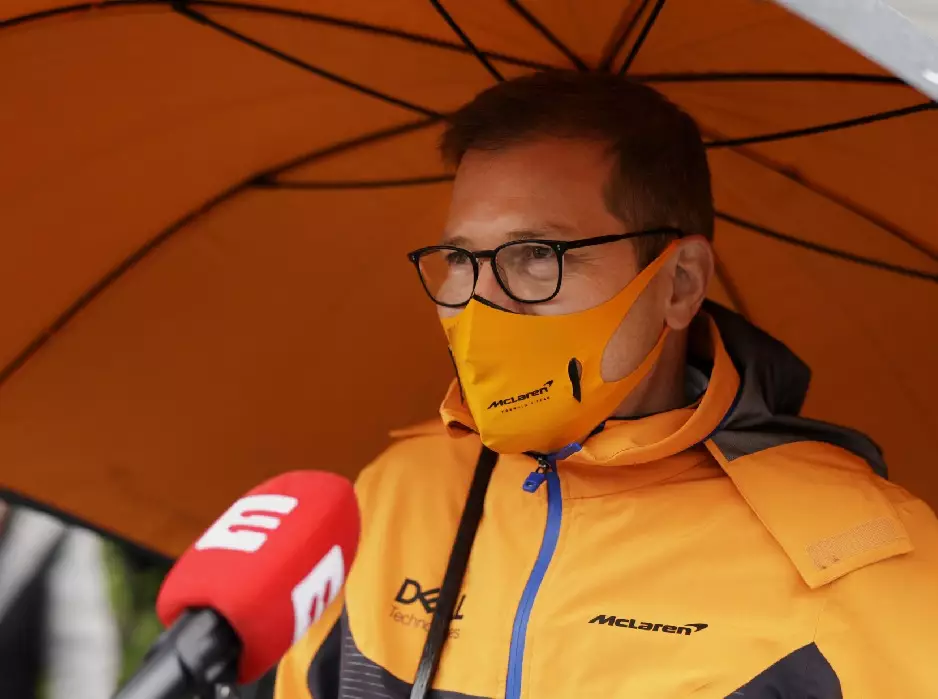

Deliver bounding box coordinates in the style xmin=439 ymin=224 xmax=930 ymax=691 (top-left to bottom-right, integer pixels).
xmin=407 ymin=227 xmax=682 ymax=307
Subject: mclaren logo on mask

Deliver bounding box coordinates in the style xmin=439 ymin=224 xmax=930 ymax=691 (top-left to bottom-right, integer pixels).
xmin=488 ymin=380 xmax=553 ymax=411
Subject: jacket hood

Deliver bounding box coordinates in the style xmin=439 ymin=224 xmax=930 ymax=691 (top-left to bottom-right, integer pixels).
xmin=704 ymin=301 xmax=886 ymax=478
xmin=704 ymin=301 xmax=810 ymax=421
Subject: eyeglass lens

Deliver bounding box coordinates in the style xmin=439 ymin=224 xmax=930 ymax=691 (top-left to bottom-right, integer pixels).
xmin=418 ymin=242 xmax=560 ymax=305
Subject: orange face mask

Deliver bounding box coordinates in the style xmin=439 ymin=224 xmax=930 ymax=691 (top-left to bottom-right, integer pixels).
xmin=440 ymin=245 xmax=677 ymax=455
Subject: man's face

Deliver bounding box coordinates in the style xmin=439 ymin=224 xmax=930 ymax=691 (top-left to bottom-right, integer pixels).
xmin=441 ymin=137 xmax=670 ymax=383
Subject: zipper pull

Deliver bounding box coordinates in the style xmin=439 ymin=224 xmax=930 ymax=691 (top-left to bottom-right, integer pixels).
xmin=522 ymin=470 xmax=547 ymax=493
xmin=523 ymin=456 xmax=553 ymax=493
xmin=521 ymin=442 xmax=581 ymax=493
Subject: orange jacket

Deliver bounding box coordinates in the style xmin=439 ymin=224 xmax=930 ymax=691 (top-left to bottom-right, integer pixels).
xmin=276 ymin=304 xmax=938 ymax=698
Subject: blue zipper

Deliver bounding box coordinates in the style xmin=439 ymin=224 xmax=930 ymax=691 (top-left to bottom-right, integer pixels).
xmin=505 ymin=456 xmax=565 ymax=699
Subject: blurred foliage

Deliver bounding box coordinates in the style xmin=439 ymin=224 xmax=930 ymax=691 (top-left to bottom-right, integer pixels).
xmin=103 ymin=541 xmax=170 ymax=684
xmin=101 ymin=540 xmax=275 ymax=698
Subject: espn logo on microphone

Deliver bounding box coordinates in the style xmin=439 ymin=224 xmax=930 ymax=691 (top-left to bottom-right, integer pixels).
xmin=193 ymin=492 xmax=346 ymax=642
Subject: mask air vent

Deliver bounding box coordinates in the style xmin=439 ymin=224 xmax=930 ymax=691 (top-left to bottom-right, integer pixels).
xmin=568 ymin=358 xmax=582 ymax=402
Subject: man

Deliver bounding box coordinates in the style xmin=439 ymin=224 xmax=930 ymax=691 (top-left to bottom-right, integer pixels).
xmin=276 ymin=71 xmax=938 ymax=698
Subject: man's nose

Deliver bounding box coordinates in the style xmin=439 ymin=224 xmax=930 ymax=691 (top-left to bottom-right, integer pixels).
xmin=473 ymin=259 xmax=526 ymax=313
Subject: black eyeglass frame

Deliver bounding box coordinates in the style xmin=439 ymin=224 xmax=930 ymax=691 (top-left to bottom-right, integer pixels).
xmin=406 ymin=226 xmax=684 ymax=308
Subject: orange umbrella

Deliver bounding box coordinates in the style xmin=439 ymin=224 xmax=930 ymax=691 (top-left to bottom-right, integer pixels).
xmin=2 ymin=0 xmax=937 ymax=558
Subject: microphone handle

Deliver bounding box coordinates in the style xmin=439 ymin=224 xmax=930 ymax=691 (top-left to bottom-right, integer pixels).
xmin=113 ymin=609 xmax=242 ymax=699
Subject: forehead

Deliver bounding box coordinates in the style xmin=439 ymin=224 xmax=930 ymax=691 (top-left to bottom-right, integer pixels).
xmin=442 ymin=137 xmax=623 ymax=247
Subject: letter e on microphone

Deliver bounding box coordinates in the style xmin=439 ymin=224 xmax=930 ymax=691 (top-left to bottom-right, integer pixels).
xmin=194 ymin=494 xmax=299 ymax=553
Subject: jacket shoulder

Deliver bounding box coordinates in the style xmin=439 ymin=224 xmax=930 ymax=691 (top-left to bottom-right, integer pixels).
xmin=814 ymin=479 xmax=938 ymax=696
xmin=354 ymin=429 xmax=479 ymax=511
xmin=709 ymin=439 xmax=924 ymax=588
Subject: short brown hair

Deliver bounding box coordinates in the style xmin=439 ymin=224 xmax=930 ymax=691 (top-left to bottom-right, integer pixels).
xmin=440 ymin=70 xmax=714 ymax=266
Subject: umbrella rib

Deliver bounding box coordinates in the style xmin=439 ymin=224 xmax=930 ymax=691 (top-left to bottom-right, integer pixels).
xmin=4 ymin=7 xmax=904 ymax=88
xmin=618 ymin=0 xmax=667 ymax=75
xmin=716 ymin=211 xmax=938 ymax=282
xmin=0 ymin=182 xmax=245 ymax=392
xmin=0 ymin=118 xmax=439 ymax=391
xmin=429 ymin=0 xmax=504 ymax=82
xmin=173 ymin=4 xmax=442 ymax=118
xmin=707 ymin=101 xmax=937 ymax=148
xmin=505 ymin=0 xmax=588 ymax=71
xmin=632 ymin=71 xmax=904 ymax=85
xmin=0 ymin=0 xmax=554 ymax=71
xmin=189 ymin=0 xmax=551 ymax=70
xmin=261 ymin=117 xmax=442 ymax=180
xmin=0 ymin=0 xmax=149 ymax=28
xmin=255 ymin=175 xmax=454 ymax=190
xmin=599 ymin=0 xmax=653 ymax=72
xmin=713 ymin=254 xmax=751 ymax=320
xmin=720 ymin=141 xmax=938 ymax=263
xmin=255 ymin=170 xmax=937 ymax=275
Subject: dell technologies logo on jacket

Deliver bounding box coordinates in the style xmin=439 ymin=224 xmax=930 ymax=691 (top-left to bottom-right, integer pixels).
xmin=395 ymin=578 xmax=466 ymax=619
xmin=589 ymin=615 xmax=708 ymax=636
xmin=488 ymin=380 xmax=553 ymax=411
xmin=391 ymin=579 xmax=465 ymax=640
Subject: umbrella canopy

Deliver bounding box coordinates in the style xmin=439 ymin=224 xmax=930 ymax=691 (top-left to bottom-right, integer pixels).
xmin=2 ymin=0 xmax=937 ymax=558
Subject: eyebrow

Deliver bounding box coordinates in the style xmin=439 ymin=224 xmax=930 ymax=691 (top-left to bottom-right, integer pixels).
xmin=441 ymin=222 xmax=579 ymax=248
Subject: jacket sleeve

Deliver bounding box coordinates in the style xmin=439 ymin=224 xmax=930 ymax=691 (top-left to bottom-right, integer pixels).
xmin=274 ymin=591 xmax=345 ymax=699
xmin=814 ymin=483 xmax=938 ymax=697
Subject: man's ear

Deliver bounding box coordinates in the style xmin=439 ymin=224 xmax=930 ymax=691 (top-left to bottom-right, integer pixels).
xmin=664 ymin=236 xmax=714 ymax=331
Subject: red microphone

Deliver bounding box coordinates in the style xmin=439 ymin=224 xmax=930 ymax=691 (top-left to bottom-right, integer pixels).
xmin=114 ymin=471 xmax=360 ymax=699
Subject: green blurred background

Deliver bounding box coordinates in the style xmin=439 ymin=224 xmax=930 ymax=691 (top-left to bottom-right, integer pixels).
xmin=102 ymin=542 xmax=168 ymax=685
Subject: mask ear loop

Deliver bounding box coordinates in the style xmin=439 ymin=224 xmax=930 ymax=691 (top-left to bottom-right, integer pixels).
xmin=596 ymin=242 xmax=680 ymax=387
